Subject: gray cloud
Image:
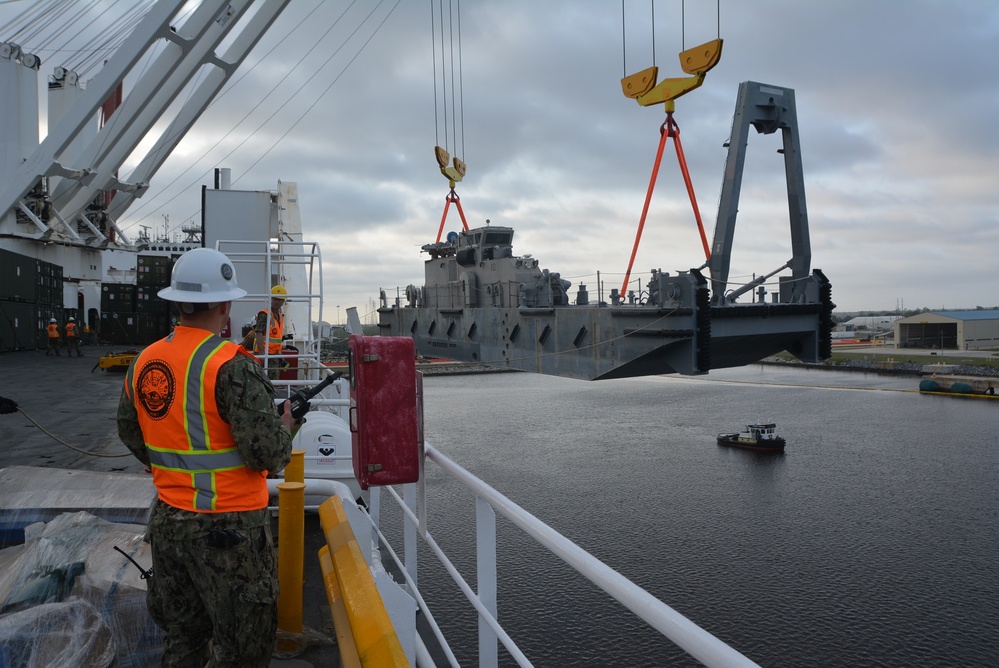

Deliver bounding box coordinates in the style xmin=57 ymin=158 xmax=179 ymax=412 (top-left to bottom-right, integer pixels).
xmin=6 ymin=0 xmax=995 ymax=317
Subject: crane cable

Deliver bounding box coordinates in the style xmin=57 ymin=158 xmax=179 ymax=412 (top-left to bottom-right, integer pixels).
xmin=618 ymin=0 xmax=720 ymax=296
xmin=431 ymin=0 xmax=470 ymax=242
xmin=431 ymin=0 xmax=465 ymax=167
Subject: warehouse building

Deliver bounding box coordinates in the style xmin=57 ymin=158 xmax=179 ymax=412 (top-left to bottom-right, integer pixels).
xmin=895 ymin=311 xmax=999 ymax=350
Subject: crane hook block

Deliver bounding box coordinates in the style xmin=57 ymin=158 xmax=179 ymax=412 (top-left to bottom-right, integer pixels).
xmin=434 ymin=146 xmax=450 ymax=169
xmin=621 ymin=39 xmax=724 ymax=108
xmin=435 ymin=146 xmax=465 ymax=183
xmin=679 ymin=38 xmax=723 ymax=75
xmin=621 ymin=66 xmax=658 ymax=99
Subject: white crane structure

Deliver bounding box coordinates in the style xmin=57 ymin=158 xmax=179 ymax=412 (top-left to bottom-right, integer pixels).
xmin=0 ymin=0 xmax=291 ymax=258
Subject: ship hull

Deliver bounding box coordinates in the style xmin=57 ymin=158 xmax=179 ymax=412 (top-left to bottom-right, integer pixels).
xmin=379 ymin=300 xmax=830 ymax=380
xmin=716 ymin=435 xmax=787 ymax=453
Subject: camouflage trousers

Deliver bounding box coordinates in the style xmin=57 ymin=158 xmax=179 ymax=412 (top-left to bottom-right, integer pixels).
xmin=147 ymin=504 xmax=278 ymax=667
xmin=66 ymin=336 xmax=81 ymax=356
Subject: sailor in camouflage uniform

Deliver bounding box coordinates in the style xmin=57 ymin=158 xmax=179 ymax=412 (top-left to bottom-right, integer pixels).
xmin=117 ymin=248 xmax=295 ymax=668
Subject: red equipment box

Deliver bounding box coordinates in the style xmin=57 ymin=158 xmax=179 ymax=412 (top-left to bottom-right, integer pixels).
xmin=348 ymin=335 xmax=421 ymax=490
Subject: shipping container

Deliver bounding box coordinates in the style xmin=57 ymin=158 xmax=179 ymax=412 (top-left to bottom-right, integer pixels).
xmin=136 ymin=313 xmax=172 ymax=345
xmin=136 ymin=254 xmax=173 ymax=286
xmin=0 ymin=248 xmax=38 ymax=303
xmin=136 ymin=285 xmax=170 ymax=314
xmin=36 ymin=259 xmax=64 ymax=307
xmin=99 ymin=311 xmax=138 ymax=346
xmin=0 ymin=300 xmax=39 ymax=351
xmin=101 ymin=283 xmax=137 ymax=312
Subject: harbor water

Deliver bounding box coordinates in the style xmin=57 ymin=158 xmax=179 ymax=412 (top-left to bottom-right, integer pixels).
xmin=407 ymin=365 xmax=999 ymax=667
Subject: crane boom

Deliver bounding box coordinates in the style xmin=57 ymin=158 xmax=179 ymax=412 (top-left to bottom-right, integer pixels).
xmin=0 ymin=0 xmax=292 ymax=250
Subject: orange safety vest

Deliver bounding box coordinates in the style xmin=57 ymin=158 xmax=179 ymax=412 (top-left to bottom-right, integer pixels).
xmin=256 ymin=309 xmax=284 ymax=355
xmin=47 ymin=323 xmax=60 ymax=339
xmin=124 ymin=326 xmax=268 ymax=512
xmin=65 ymin=322 xmax=78 ymax=337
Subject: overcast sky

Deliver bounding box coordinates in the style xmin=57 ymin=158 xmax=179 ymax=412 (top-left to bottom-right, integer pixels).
xmin=5 ymin=1 xmax=998 ymax=320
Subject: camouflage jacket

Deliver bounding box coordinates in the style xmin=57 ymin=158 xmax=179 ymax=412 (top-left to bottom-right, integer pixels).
xmin=254 ymin=309 xmax=276 ymax=335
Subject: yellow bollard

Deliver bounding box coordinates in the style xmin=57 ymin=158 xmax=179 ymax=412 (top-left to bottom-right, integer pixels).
xmin=276 ymin=481 xmax=306 ymax=645
xmin=285 ymin=449 xmax=305 ymax=484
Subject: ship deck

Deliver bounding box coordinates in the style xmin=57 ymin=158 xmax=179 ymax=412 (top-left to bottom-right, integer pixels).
xmin=0 ymin=346 xmax=343 ymax=667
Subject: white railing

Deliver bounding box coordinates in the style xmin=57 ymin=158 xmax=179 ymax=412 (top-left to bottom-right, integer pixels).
xmin=365 ymin=443 xmax=761 ymax=668
xmin=216 ymin=238 xmax=326 ymax=397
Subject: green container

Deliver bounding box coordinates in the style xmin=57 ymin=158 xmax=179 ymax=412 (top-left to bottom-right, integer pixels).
xmin=0 ymin=300 xmax=38 ymax=351
xmin=101 ymin=283 xmax=137 ymax=311
xmin=0 ymin=248 xmax=38 ymax=303
xmin=99 ymin=311 xmax=137 ymax=345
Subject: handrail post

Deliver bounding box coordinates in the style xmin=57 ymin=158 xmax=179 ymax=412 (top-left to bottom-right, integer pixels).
xmin=404 ymin=482 xmax=418 ymax=590
xmin=476 ymin=495 xmax=498 ymax=668
xmin=369 ymin=485 xmax=382 ymax=558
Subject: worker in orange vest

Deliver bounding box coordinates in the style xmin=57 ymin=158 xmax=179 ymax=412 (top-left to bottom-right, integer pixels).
xmin=252 ymin=285 xmax=288 ymax=379
xmin=45 ymin=318 xmax=61 ymax=356
xmin=65 ymin=316 xmax=83 ymax=357
xmin=117 ymin=248 xmax=295 ymax=666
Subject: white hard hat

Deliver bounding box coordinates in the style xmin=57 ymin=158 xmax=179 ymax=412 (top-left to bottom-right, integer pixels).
xmin=157 ymin=248 xmax=247 ymax=303
xmin=50 ymin=318 xmax=56 ymax=323
xmin=68 ymin=316 xmax=75 ymax=321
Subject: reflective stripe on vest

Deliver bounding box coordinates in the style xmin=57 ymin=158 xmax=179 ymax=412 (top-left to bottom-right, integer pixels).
xmin=128 ymin=326 xmax=267 ymax=512
xmin=256 ymin=309 xmax=283 ymax=354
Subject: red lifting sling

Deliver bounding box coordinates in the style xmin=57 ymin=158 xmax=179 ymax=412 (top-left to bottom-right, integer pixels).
xmin=620 ymin=112 xmax=712 ymax=296
xmin=435 ymin=187 xmax=469 ymax=243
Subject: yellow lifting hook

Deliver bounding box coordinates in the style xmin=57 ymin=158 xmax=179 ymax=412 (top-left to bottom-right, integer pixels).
xmin=621 ymin=38 xmax=723 ymax=112
xmin=434 ymin=145 xmax=466 ymax=187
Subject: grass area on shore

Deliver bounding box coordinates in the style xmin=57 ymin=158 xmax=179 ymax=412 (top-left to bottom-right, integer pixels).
xmin=770 ymin=350 xmax=999 ymax=369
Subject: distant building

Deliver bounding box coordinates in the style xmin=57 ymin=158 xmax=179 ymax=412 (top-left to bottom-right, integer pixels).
xmin=895 ymin=311 xmax=999 ymax=350
xmin=843 ymin=315 xmax=903 ymax=331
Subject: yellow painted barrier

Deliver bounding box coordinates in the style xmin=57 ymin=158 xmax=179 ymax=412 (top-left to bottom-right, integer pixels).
xmin=318 ymin=497 xmax=409 ymax=668
xmin=319 ymin=546 xmax=361 ymax=668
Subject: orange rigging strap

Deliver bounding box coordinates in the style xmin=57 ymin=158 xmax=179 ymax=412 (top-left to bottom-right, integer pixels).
xmin=435 ymin=187 xmax=469 ymax=243
xmin=620 ymin=112 xmax=711 ymax=296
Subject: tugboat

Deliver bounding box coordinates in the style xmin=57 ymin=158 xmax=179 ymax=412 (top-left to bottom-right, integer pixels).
xmin=717 ymin=423 xmax=786 ymax=453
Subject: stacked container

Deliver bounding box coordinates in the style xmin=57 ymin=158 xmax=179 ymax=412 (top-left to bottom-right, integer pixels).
xmin=0 ymin=249 xmax=39 ymax=352
xmin=36 ymin=259 xmax=64 ymax=348
xmin=99 ymin=282 xmax=137 ymax=345
xmin=135 ymin=254 xmax=175 ymax=345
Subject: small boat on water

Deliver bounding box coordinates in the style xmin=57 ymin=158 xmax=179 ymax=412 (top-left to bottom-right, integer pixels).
xmin=717 ymin=423 xmax=786 ymax=453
